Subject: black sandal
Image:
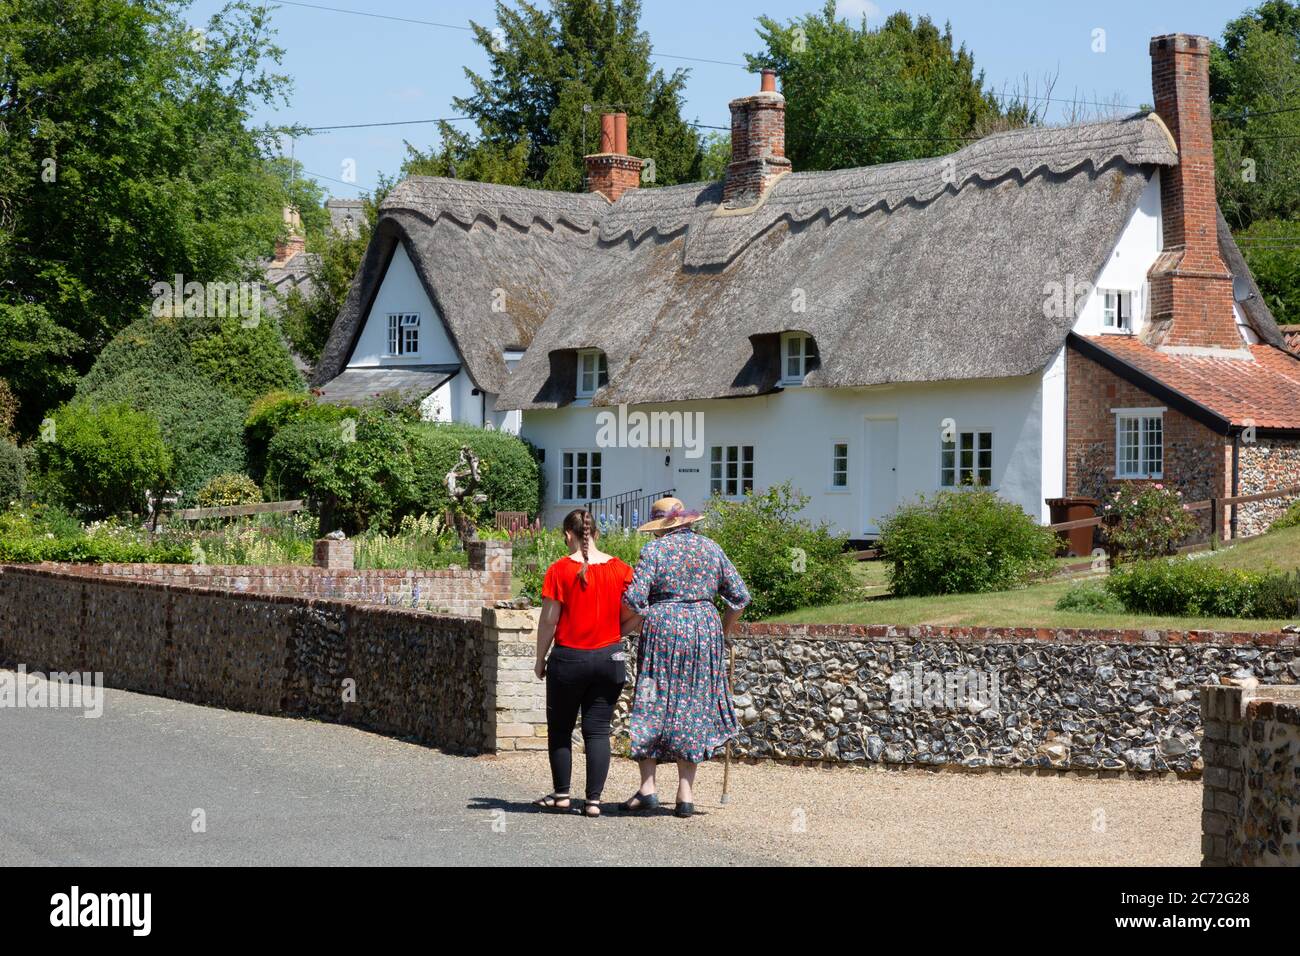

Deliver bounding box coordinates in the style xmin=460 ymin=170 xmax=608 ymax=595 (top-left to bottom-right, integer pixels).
xmin=582 ymin=800 xmax=602 ymax=818
xmin=619 ymin=791 xmax=659 ymax=813
xmin=674 ymin=802 xmax=695 ymax=819
xmin=533 ymin=793 xmax=572 ymax=812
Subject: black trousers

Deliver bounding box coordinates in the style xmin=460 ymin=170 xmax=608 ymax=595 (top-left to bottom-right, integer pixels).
xmin=545 ymin=643 xmax=627 ymax=801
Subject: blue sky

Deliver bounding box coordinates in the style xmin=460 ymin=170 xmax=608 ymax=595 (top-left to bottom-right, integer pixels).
xmin=186 ymin=0 xmax=1250 ymax=199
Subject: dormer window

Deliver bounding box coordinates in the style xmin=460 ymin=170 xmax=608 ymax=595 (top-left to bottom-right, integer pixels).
xmin=781 ymin=333 xmax=818 ymax=385
xmin=1101 ymin=290 xmax=1133 ymax=333
xmin=387 ymin=313 xmax=420 ymax=355
xmin=576 ymin=349 xmax=608 ymax=398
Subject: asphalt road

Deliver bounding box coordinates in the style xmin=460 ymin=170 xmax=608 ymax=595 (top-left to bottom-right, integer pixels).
xmin=0 ymin=672 xmax=772 ymax=866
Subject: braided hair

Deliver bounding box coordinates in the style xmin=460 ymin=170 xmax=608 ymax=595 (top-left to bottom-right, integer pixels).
xmin=562 ymin=509 xmax=597 ymax=588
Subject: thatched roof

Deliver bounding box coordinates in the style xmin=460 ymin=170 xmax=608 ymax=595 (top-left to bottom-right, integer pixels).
xmin=312 ymin=113 xmax=1281 ymax=410
xmin=312 ymin=179 xmax=604 ymax=395
xmin=501 ymin=113 xmax=1189 ymax=409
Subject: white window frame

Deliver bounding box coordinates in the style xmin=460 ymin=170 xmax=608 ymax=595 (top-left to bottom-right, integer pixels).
xmin=1100 ymin=289 xmax=1133 ymax=334
xmin=940 ymin=429 xmax=994 ymax=489
xmin=828 ymin=439 xmax=850 ymax=492
xmin=709 ymin=444 xmax=755 ymax=499
xmin=386 ymin=312 xmax=420 ymax=356
xmin=560 ymin=449 xmax=602 ymax=503
xmin=1113 ymin=407 xmax=1165 ymax=479
xmin=576 ymin=349 xmax=608 ymax=399
xmin=780 ymin=333 xmax=818 ymax=385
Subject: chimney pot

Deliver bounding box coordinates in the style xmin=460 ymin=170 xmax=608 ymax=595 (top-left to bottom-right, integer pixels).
xmin=760 ymin=69 xmax=777 ymax=93
xmin=599 ymin=113 xmax=617 ymax=154
xmin=614 ymin=113 xmax=628 ymax=155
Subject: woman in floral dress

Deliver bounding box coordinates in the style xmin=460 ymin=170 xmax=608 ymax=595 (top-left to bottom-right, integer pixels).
xmin=620 ymin=497 xmax=750 ymax=818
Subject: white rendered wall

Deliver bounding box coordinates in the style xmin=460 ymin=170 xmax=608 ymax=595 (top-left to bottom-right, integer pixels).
xmin=1072 ymin=172 xmax=1162 ymax=337
xmin=348 ymin=244 xmax=459 ymax=367
xmin=521 ymin=375 xmax=1048 ymax=535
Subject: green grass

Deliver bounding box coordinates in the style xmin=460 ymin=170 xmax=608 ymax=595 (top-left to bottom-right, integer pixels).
xmin=770 ymin=528 xmax=1300 ymax=630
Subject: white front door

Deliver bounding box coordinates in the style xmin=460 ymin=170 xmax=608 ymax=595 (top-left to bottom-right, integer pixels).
xmin=864 ymin=418 xmax=898 ymax=536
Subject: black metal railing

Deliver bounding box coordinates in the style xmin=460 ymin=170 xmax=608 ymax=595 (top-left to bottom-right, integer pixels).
xmin=585 ymin=487 xmax=675 ymax=532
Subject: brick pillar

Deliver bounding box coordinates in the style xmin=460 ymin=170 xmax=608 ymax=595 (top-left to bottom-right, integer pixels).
xmin=313 ymin=537 xmax=354 ymax=570
xmin=467 ymin=540 xmax=513 ymax=606
xmin=481 ymin=606 xmax=547 ymax=752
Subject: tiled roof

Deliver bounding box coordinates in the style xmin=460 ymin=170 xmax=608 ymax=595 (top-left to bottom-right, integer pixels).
xmin=315 ymin=364 xmax=459 ymax=406
xmin=1084 ymin=335 xmax=1300 ymax=429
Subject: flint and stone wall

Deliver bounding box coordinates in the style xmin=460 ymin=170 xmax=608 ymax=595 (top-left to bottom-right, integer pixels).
xmin=0 ymin=565 xmax=499 ymax=752
xmin=36 ymin=538 xmax=511 ymax=617
xmin=1201 ymin=684 xmax=1300 ymax=866
xmin=1236 ymin=439 xmax=1300 ymax=536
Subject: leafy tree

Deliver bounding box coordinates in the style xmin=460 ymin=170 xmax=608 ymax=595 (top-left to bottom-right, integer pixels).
xmin=276 ymin=186 xmax=388 ymax=364
xmin=0 ymin=0 xmax=301 ymax=436
xmin=416 ymin=0 xmax=702 ymax=190
xmin=188 ymin=317 xmax=303 ymax=405
xmin=697 ymin=132 xmax=732 ymax=181
xmin=35 ymin=401 xmax=172 ymax=518
xmin=746 ymin=3 xmax=1003 ymax=171
xmin=1210 ymin=1 xmax=1300 ymax=328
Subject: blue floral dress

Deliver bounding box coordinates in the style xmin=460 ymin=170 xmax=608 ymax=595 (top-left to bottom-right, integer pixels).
xmin=623 ymin=527 xmax=751 ymax=763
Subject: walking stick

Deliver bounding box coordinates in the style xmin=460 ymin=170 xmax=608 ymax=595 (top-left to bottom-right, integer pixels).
xmin=721 ymin=643 xmax=735 ymax=806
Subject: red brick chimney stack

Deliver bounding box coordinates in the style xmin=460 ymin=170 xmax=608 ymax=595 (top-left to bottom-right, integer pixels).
xmin=1146 ymin=34 xmax=1240 ymax=349
xmin=584 ymin=111 xmax=642 ymax=202
xmin=723 ymin=69 xmax=793 ymax=207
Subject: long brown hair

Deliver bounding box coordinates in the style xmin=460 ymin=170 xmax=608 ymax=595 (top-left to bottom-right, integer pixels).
xmin=562 ymin=508 xmax=597 ymax=587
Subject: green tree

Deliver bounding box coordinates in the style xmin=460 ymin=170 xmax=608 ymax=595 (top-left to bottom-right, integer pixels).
xmin=416 ymin=0 xmax=702 ymax=190
xmin=0 ymin=0 xmax=301 ymax=437
xmin=746 ymin=3 xmax=1003 ymax=171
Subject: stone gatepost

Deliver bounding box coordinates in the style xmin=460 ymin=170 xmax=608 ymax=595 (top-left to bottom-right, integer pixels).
xmin=481 ymin=606 xmax=547 ymax=752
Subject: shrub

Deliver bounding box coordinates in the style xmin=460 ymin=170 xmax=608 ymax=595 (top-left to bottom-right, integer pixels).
xmin=1099 ymin=482 xmax=1197 ymax=561
xmin=188 ymin=317 xmax=302 ymax=405
xmin=1054 ymin=582 xmax=1125 ymax=614
xmin=879 ymin=488 xmax=1057 ymax=597
xmin=0 ymin=377 xmax=18 ymax=439
xmin=195 ymin=473 xmax=263 ymax=508
xmin=701 ymin=482 xmax=856 ymax=619
xmin=77 ymin=316 xmax=194 ymax=398
xmin=303 ymin=411 xmax=417 ymax=533
xmin=81 ymin=369 xmax=246 ymax=504
xmin=35 ymin=401 xmax=172 ymax=518
xmin=405 ymin=422 xmax=542 ymax=521
xmin=0 ymin=438 xmax=27 ymax=506
xmin=262 ymin=414 xmax=350 ymax=502
xmin=0 ymin=503 xmax=190 ymax=564
xmin=1269 ymin=498 xmax=1300 ymax=532
xmin=244 ymin=390 xmax=351 ymax=484
xmin=1105 ymin=558 xmax=1300 ymax=619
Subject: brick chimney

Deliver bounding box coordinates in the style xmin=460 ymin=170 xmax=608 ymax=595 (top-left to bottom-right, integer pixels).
xmin=584 ymin=112 xmax=642 ymax=202
xmin=1145 ymin=34 xmax=1240 ymax=350
xmin=273 ymin=205 xmax=306 ymax=264
xmin=723 ymin=69 xmax=792 ymax=208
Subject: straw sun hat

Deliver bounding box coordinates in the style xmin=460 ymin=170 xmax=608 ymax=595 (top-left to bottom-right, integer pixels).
xmin=637 ymin=497 xmax=705 ymax=533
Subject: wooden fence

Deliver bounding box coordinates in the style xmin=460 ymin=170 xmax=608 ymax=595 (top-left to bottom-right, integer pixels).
xmin=160 ymin=499 xmax=306 ymax=523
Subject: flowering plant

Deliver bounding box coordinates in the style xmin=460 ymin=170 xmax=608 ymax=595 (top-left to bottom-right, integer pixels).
xmin=1099 ymin=482 xmax=1196 ymax=561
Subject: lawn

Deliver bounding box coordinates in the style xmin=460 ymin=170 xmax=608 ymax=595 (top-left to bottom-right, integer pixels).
xmin=770 ymin=527 xmax=1300 ymax=631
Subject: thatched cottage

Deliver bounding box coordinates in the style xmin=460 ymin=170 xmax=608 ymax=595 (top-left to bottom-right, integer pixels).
xmin=315 ymin=33 xmax=1300 ymax=539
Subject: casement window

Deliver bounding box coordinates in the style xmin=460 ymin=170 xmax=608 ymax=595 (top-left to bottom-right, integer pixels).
xmin=561 ymin=450 xmax=601 ymax=501
xmin=940 ymin=430 xmax=993 ymax=488
xmin=710 ymin=445 xmax=754 ymax=498
xmin=576 ymin=349 xmax=608 ymax=398
xmin=830 ymin=441 xmax=849 ymax=489
xmin=1115 ymin=409 xmax=1164 ymax=479
xmin=780 ymin=333 xmax=818 ymax=384
xmin=387 ymin=313 xmax=420 ymax=355
xmin=1101 ymin=290 xmax=1133 ymax=333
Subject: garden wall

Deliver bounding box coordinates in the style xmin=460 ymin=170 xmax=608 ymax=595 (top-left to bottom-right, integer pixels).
xmin=0 ymin=565 xmax=497 ymax=752
xmin=1201 ymin=684 xmax=1300 ymax=866
xmin=33 ymin=538 xmax=511 ymax=617
xmin=605 ymin=622 xmax=1300 ymax=774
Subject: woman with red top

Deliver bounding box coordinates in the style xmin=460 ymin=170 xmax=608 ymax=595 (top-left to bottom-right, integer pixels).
xmin=533 ymin=509 xmax=640 ymax=817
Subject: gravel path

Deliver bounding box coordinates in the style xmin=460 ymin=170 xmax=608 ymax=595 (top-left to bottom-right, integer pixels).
xmin=494 ymin=751 xmax=1202 ymax=866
